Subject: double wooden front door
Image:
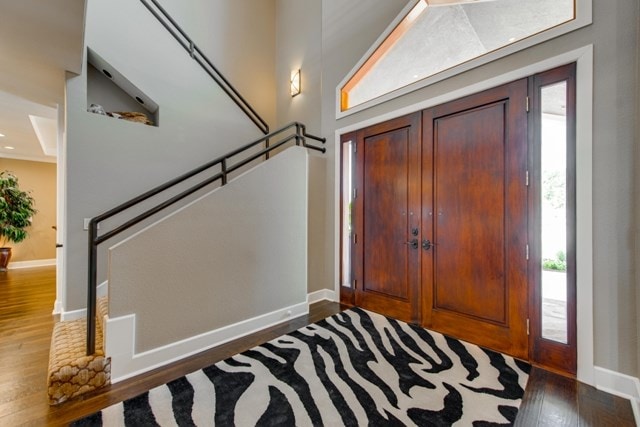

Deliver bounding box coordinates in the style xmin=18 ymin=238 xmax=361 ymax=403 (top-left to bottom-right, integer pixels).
xmin=351 ymin=79 xmax=529 ymax=359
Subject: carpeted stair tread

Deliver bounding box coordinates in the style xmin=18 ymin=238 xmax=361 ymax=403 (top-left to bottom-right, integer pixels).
xmin=47 ymin=299 xmax=111 ymax=405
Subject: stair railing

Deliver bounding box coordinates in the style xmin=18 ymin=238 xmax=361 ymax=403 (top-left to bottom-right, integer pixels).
xmin=139 ymin=0 xmax=269 ymax=135
xmin=86 ymin=123 xmax=325 ymax=355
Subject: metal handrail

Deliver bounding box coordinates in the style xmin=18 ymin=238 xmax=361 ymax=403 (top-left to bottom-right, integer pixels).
xmin=139 ymin=0 xmax=269 ymax=135
xmin=86 ymin=122 xmax=325 ymax=355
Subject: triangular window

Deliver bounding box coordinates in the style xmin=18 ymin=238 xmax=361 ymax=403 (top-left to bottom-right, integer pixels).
xmin=340 ymin=0 xmax=586 ymax=113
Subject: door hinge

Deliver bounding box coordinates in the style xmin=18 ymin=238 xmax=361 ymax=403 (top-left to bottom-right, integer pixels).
xmin=526 ymin=96 xmax=530 ymax=112
xmin=525 ymin=170 xmax=529 ymax=186
xmin=353 ymin=144 xmax=357 ymax=153
xmin=353 ymin=188 xmax=357 ymax=199
xmin=353 ymin=279 xmax=357 ymax=289
xmin=525 ymin=244 xmax=529 ymax=260
xmin=353 ymin=233 xmax=357 ymax=244
xmin=526 ymin=318 xmax=530 ymax=335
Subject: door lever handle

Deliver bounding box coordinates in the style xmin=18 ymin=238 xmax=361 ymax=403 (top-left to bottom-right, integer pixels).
xmin=405 ymin=238 xmax=419 ymax=249
xmin=422 ymin=239 xmax=435 ymax=250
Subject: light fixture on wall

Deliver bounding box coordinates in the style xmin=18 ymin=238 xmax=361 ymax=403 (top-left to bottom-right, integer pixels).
xmin=290 ymin=69 xmax=301 ymax=97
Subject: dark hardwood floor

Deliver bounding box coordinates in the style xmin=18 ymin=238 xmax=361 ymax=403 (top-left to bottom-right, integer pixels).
xmin=0 ymin=266 xmax=635 ymax=426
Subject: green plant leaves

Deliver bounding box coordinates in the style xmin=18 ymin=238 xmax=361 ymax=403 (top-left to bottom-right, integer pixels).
xmin=0 ymin=172 xmax=37 ymax=246
xmin=542 ymin=250 xmax=567 ymax=272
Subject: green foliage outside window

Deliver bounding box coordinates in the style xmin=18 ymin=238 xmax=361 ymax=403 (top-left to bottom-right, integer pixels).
xmin=542 ymin=250 xmax=566 ymax=272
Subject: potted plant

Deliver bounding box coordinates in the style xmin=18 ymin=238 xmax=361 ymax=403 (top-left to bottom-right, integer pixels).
xmin=0 ymin=172 xmax=37 ymax=271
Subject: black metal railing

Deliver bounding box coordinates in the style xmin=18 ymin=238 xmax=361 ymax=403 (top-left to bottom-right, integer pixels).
xmin=139 ymin=0 xmax=269 ymax=135
xmin=86 ymin=123 xmax=325 ymax=355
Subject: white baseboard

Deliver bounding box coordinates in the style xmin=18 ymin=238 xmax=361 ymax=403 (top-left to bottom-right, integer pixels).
xmin=594 ymin=366 xmax=640 ymax=424
xmin=9 ymin=258 xmax=56 ymax=269
xmin=107 ymin=301 xmax=309 ymax=383
xmin=60 ymin=281 xmax=109 ymax=321
xmin=307 ymin=288 xmax=338 ymax=304
xmin=61 ymin=307 xmax=87 ymax=321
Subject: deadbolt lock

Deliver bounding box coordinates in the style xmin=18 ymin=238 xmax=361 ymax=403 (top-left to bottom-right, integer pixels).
xmin=405 ymin=238 xmax=419 ymax=249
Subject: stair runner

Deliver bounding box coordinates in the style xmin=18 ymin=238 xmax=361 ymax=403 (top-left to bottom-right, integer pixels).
xmin=47 ymin=296 xmax=111 ymax=405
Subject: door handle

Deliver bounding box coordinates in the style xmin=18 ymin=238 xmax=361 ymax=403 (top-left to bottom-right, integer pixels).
xmin=422 ymin=239 xmax=435 ymax=250
xmin=405 ymin=238 xmax=419 ymax=249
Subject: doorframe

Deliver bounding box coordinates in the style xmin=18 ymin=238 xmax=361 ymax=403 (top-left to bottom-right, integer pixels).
xmin=53 ymin=102 xmax=67 ymax=316
xmin=334 ymin=45 xmax=594 ymax=385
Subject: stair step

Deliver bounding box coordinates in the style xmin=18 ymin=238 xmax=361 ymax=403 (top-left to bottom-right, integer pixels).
xmin=47 ymin=298 xmax=111 ymax=405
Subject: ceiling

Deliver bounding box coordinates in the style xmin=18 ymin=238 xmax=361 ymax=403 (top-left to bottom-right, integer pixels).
xmin=0 ymin=0 xmax=86 ymax=163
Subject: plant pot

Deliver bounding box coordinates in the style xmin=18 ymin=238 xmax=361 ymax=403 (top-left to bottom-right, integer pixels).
xmin=0 ymin=247 xmax=11 ymax=271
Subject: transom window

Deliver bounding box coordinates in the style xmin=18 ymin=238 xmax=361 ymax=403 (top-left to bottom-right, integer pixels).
xmin=340 ymin=0 xmax=578 ymax=113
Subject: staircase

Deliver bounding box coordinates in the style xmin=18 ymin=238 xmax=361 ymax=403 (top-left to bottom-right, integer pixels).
xmin=47 ymin=296 xmax=110 ymax=405
xmin=46 ymin=125 xmax=324 ymax=405
xmin=46 ymin=0 xmax=325 ymax=405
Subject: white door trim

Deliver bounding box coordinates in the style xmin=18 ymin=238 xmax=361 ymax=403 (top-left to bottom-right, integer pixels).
xmin=54 ymin=102 xmax=67 ymax=315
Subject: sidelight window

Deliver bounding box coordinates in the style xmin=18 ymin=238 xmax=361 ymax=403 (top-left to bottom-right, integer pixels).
xmin=340 ymin=136 xmax=355 ymax=289
xmin=530 ymin=63 xmax=577 ymax=374
xmin=540 ymin=82 xmax=569 ymax=344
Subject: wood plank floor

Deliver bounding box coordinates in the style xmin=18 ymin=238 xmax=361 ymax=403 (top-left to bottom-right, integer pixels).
xmin=0 ymin=266 xmax=635 ymax=426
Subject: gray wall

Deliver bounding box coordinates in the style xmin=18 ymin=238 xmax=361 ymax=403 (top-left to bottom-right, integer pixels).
xmin=64 ymin=0 xmax=276 ymax=311
xmin=109 ymin=147 xmax=308 ymax=353
xmin=276 ymin=0 xmax=639 ymax=377
xmin=158 ymin=0 xmax=277 ymax=128
xmin=275 ymin=0 xmax=326 ymax=293
xmin=636 ymin=8 xmax=640 ymax=380
xmin=275 ymin=0 xmax=322 ymax=133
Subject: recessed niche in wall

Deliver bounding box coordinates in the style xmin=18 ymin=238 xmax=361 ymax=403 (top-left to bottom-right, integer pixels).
xmin=86 ymin=48 xmax=159 ymax=126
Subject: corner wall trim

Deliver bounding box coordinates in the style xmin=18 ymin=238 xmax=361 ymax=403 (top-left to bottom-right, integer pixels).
xmin=594 ymin=366 xmax=640 ymax=424
xmin=52 ymin=299 xmax=64 ymax=316
xmin=107 ymin=301 xmax=309 ymax=383
xmin=307 ymin=289 xmax=337 ymax=304
xmin=9 ymin=258 xmax=56 ymax=269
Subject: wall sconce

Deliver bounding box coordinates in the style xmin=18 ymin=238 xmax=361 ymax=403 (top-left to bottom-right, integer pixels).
xmin=290 ymin=69 xmax=301 ymax=97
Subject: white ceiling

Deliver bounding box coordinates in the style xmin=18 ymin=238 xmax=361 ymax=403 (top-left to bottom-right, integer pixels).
xmin=0 ymin=0 xmax=86 ymax=163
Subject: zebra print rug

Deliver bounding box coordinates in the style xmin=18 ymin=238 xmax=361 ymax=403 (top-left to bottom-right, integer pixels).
xmin=72 ymin=308 xmax=530 ymax=426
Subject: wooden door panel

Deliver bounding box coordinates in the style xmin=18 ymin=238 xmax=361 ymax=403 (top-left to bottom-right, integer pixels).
xmin=354 ymin=113 xmax=421 ymax=324
xmin=363 ymin=130 xmax=409 ymax=300
xmin=434 ymin=102 xmax=507 ymax=324
xmin=422 ymin=79 xmax=529 ymax=359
